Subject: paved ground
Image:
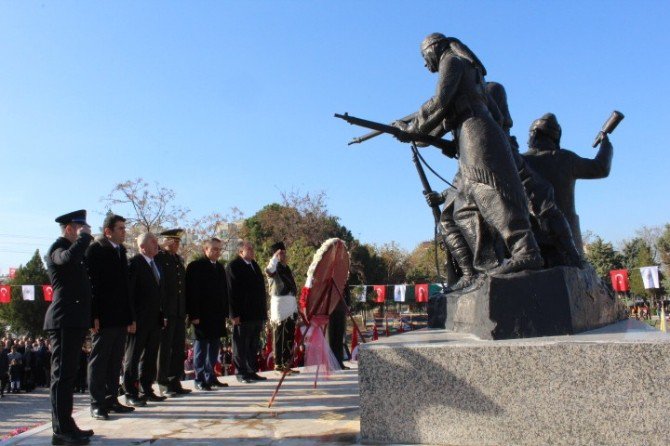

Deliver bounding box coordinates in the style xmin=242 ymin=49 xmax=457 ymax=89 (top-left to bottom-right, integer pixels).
xmin=0 ymin=387 xmax=90 ymax=439
xmin=1 ymin=363 xmax=362 ymax=445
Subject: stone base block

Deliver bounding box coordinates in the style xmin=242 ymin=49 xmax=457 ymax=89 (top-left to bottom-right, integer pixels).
xmin=359 ymin=320 xmax=670 ymax=446
xmin=445 ymin=264 xmax=626 ymax=339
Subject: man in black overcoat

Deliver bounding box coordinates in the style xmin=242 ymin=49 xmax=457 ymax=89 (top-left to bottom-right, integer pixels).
xmin=155 ymin=229 xmax=190 ymax=396
xmin=122 ymin=232 xmax=166 ymax=406
xmin=85 ymin=213 xmax=135 ymax=420
xmin=226 ymin=240 xmax=268 ymax=384
xmin=44 ymin=210 xmax=95 ymax=445
xmin=185 ymin=237 xmax=229 ymax=390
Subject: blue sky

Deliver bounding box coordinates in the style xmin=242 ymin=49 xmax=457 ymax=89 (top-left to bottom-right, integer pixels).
xmin=1 ymin=1 xmax=669 ymax=272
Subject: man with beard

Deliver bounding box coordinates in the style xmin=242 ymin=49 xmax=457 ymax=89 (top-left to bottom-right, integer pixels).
xmin=265 ymin=242 xmax=299 ymax=374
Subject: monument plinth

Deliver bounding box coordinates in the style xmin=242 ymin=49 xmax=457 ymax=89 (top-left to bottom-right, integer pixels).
xmin=359 ymin=320 xmax=670 ymax=446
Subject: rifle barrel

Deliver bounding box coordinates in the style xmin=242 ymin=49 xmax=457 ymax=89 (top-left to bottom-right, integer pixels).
xmin=347 ymin=112 xmax=417 ymax=145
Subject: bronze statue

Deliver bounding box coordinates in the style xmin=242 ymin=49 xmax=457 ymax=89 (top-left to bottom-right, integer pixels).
xmin=522 ymin=113 xmax=614 ymax=253
xmin=485 ymin=82 xmax=581 ymax=267
xmin=396 ymin=34 xmax=542 ymax=275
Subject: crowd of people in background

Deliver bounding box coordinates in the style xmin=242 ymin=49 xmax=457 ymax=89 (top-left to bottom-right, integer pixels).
xmin=0 ymin=336 xmax=51 ymax=397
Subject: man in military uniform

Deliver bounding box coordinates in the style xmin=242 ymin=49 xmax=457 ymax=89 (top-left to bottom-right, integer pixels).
xmin=155 ymin=229 xmax=190 ymax=396
xmin=396 ymin=34 xmax=542 ymax=275
xmin=522 ymin=113 xmax=613 ymax=253
xmin=265 ymin=242 xmax=299 ymax=374
xmin=85 ymin=213 xmax=135 ymax=421
xmin=44 ymin=210 xmax=95 ymax=445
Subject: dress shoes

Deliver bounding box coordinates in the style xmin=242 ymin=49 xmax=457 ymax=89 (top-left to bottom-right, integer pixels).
xmin=143 ymin=393 xmax=167 ymax=402
xmin=209 ymin=379 xmax=229 ymax=388
xmin=173 ymin=386 xmax=192 ymax=394
xmin=52 ymin=432 xmax=90 ymax=445
xmin=236 ymin=375 xmax=254 ymax=384
xmin=249 ymin=373 xmax=267 ymax=381
xmin=194 ymin=382 xmax=213 ymax=391
xmin=158 ymin=383 xmax=176 ymax=397
xmin=109 ymin=401 xmax=135 ymax=413
xmin=90 ymin=407 xmax=110 ymax=420
xmin=75 ymin=429 xmax=94 ymax=438
xmin=125 ymin=395 xmax=147 ymax=407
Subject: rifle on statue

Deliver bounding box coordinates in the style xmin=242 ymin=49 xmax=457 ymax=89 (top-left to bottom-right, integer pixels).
xmin=334 ymin=113 xmax=457 ymax=158
xmin=335 ymin=112 xmax=459 ymax=284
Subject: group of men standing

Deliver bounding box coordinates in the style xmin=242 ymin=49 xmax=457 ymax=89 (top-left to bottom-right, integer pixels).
xmin=43 ymin=210 xmax=276 ymax=446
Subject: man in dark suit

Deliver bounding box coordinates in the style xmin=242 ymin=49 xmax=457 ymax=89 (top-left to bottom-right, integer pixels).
xmin=122 ymin=233 xmax=166 ymax=406
xmin=155 ymin=229 xmax=190 ymax=396
xmin=85 ymin=214 xmax=135 ymax=420
xmin=185 ymin=237 xmax=229 ymax=390
xmin=226 ymin=240 xmax=268 ymax=384
xmin=44 ymin=210 xmax=94 ymax=445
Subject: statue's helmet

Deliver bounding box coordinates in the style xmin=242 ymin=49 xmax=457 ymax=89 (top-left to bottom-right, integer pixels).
xmin=530 ymin=113 xmax=562 ymax=142
xmin=420 ymin=33 xmax=448 ymax=73
xmin=421 ymin=33 xmax=448 ymax=53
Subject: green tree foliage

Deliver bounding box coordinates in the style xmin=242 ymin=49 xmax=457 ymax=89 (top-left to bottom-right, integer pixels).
xmin=0 ymin=250 xmax=50 ymax=336
xmin=406 ymin=241 xmax=447 ymax=283
xmin=624 ymin=239 xmax=658 ymax=298
xmin=584 ymin=236 xmax=624 ymax=280
xmin=242 ymin=191 xmax=355 ymax=286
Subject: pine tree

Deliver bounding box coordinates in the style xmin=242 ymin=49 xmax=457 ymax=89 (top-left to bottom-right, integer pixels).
xmin=0 ymin=250 xmax=50 ymax=336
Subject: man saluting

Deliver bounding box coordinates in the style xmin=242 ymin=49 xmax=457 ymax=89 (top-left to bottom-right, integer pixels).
xmin=44 ymin=210 xmax=95 ymax=445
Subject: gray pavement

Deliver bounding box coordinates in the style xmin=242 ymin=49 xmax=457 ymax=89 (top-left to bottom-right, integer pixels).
xmin=0 ymin=387 xmax=89 ymax=440
xmin=1 ymin=363 xmax=362 ymax=445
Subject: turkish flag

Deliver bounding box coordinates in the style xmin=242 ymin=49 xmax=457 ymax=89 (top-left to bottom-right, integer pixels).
xmin=43 ymin=285 xmax=54 ymax=302
xmin=0 ymin=285 xmax=10 ymax=304
xmin=8 ymin=268 xmax=16 ymax=279
xmin=373 ymin=285 xmax=386 ymax=303
xmin=609 ymin=269 xmax=630 ymax=292
xmin=415 ymin=284 xmax=429 ymax=303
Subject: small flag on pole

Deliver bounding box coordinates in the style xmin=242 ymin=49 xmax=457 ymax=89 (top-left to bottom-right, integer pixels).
xmin=22 ymin=285 xmax=35 ymax=301
xmin=394 ymin=284 xmax=407 ymax=302
xmin=415 ymin=284 xmax=429 ymax=303
xmin=639 ymin=266 xmax=660 ymax=289
xmin=609 ymin=269 xmax=630 ymax=292
xmin=43 ymin=285 xmax=54 ymax=302
xmin=373 ymin=285 xmax=386 ymax=303
xmin=0 ymin=285 xmax=10 ymax=304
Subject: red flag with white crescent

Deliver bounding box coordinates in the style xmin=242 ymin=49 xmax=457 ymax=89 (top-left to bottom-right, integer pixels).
xmin=373 ymin=285 xmax=386 ymax=303
xmin=609 ymin=269 xmax=629 ymax=292
xmin=0 ymin=285 xmax=10 ymax=303
xmin=43 ymin=285 xmax=54 ymax=302
xmin=415 ymin=283 xmax=429 ymax=303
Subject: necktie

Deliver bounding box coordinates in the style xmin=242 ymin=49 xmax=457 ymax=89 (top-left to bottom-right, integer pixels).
xmin=150 ymin=260 xmax=160 ymax=283
xmin=116 ymin=246 xmax=122 ymax=258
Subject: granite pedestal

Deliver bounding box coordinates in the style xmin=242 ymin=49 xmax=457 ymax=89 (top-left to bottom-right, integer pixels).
xmin=359 ymin=319 xmax=670 ymax=446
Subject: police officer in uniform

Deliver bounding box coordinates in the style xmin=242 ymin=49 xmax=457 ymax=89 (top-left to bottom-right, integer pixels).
xmin=44 ymin=210 xmax=95 ymax=445
xmin=154 ymin=229 xmax=191 ymax=396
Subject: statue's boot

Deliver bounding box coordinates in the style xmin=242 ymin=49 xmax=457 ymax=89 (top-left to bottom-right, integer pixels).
xmin=489 ymin=252 xmax=543 ymax=276
xmin=444 ymin=233 xmax=478 ymax=293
